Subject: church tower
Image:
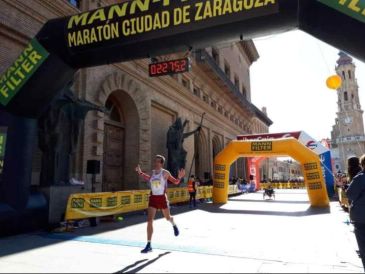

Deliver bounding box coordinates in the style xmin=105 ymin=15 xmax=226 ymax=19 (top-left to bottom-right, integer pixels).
xmin=331 ymin=52 xmax=365 ymax=172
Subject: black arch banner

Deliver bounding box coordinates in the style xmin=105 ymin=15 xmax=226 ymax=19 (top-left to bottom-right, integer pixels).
xmin=66 ymin=0 xmax=278 ymax=58
xmin=1 ymin=0 xmax=365 ymax=117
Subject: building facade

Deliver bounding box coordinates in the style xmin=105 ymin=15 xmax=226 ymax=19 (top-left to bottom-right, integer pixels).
xmin=331 ymin=52 xmax=365 ymax=173
xmin=260 ymin=158 xmax=302 ymax=182
xmin=0 ymin=0 xmax=272 ymax=223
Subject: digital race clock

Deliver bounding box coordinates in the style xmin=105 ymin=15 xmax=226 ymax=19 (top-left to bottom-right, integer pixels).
xmin=149 ymin=58 xmax=191 ymax=77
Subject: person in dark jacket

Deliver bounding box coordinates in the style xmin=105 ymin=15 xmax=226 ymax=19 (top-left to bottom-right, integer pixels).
xmin=348 ymin=157 xmax=362 ymax=182
xmin=347 ymin=155 xmax=365 ymax=271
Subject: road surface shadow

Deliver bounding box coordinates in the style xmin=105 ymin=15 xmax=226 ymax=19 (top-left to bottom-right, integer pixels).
xmin=114 ymin=259 xmax=148 ymax=273
xmin=229 ymin=198 xmax=310 ymax=205
xmin=0 ymin=204 xmax=192 ymax=257
xmin=200 ymin=203 xmax=330 ymax=217
xmin=115 ymin=252 xmax=171 ymax=273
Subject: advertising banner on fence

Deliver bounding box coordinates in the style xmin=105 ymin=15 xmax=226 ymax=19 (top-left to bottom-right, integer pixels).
xmin=65 ymin=186 xmax=216 ymax=221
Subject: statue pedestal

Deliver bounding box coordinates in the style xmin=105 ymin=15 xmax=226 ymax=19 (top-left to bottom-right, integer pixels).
xmin=40 ymin=185 xmax=87 ymax=225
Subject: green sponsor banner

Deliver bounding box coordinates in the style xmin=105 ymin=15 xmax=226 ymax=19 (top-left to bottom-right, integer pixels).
xmin=0 ymin=127 xmax=7 ymax=176
xmin=318 ymin=0 xmax=365 ymax=23
xmin=0 ymin=128 xmax=7 ymax=158
xmin=0 ymin=38 xmax=49 ymax=106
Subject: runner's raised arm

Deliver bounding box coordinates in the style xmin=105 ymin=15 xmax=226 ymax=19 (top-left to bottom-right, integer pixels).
xmin=164 ymin=169 xmax=185 ymax=185
xmin=136 ymin=165 xmax=151 ymax=181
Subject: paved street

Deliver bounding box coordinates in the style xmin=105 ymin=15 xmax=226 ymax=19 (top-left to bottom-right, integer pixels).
xmin=0 ymin=190 xmax=363 ymax=273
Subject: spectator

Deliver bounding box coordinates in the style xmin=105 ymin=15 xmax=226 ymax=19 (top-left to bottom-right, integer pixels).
xmin=249 ymin=175 xmax=256 ymax=192
xmin=206 ymin=178 xmax=213 ymax=186
xmin=188 ymin=175 xmax=198 ymax=208
xmin=346 ymin=155 xmax=365 ymax=271
xmin=348 ymin=157 xmax=362 ymax=182
xmin=235 ymin=177 xmax=241 ymax=189
xmin=342 ymin=174 xmax=349 ymax=191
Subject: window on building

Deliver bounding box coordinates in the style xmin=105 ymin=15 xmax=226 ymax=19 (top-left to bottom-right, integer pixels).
xmin=342 ymin=71 xmax=346 ymax=79
xmin=224 ymin=62 xmax=231 ymax=79
xmin=182 ymin=78 xmax=190 ymax=90
xmin=193 ymin=87 xmax=201 ymax=97
xmin=230 ymin=115 xmax=234 ymax=122
xmin=225 ymin=111 xmax=229 ymax=118
xmin=234 ymin=75 xmax=240 ymax=89
xmin=105 ymin=97 xmax=122 ymax=123
xmin=212 ymin=48 xmax=220 ymax=64
xmin=211 ymin=100 xmax=217 ymax=109
xmin=68 ymin=0 xmax=81 ymax=8
xmin=218 ymin=106 xmax=223 ymax=114
xmin=203 ymin=93 xmax=209 ymax=103
xmin=242 ymin=85 xmax=247 ymax=98
xmin=348 ymin=70 xmax=352 ymax=79
xmin=344 ymin=91 xmax=348 ymax=101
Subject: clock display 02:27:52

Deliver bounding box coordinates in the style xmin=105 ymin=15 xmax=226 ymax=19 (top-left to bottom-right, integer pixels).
xmin=149 ymin=58 xmax=191 ymax=77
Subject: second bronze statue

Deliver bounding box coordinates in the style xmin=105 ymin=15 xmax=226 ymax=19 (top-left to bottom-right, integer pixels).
xmin=166 ymin=117 xmax=202 ymax=178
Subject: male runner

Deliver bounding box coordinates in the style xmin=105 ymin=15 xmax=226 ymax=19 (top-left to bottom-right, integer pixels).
xmin=136 ymin=155 xmax=185 ymax=253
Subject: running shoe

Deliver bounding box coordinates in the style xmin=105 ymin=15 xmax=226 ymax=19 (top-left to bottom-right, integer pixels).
xmin=141 ymin=244 xmax=152 ymax=253
xmin=173 ymin=225 xmax=180 ymax=237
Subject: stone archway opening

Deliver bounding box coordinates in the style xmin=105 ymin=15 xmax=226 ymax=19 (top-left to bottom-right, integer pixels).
xmin=102 ymin=90 xmax=140 ymax=191
xmin=212 ymin=135 xmax=222 ymax=159
xmin=194 ymin=130 xmax=209 ymax=181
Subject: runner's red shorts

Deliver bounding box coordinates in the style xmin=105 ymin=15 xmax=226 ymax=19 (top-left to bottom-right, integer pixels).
xmin=149 ymin=195 xmax=169 ymax=209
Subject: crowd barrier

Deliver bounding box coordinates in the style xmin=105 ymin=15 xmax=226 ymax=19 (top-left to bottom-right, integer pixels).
xmin=65 ymin=186 xmax=235 ymax=221
xmin=260 ymin=182 xmax=306 ymax=190
xmin=65 ymin=183 xmax=306 ymax=221
xmin=338 ymin=188 xmax=349 ymax=210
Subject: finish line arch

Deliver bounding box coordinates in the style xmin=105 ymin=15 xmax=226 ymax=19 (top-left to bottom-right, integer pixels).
xmin=213 ymin=138 xmax=330 ymax=207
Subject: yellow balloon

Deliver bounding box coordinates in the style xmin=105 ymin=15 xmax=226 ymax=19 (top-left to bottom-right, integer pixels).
xmin=326 ymin=75 xmax=342 ymax=90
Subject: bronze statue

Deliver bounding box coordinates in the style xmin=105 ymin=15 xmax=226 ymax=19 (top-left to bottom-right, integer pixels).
xmin=38 ymin=82 xmax=107 ymax=186
xmin=166 ymin=117 xmax=202 ymax=178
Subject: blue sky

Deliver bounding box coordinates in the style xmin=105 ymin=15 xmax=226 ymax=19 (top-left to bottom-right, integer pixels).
xmin=250 ymin=30 xmax=365 ymax=141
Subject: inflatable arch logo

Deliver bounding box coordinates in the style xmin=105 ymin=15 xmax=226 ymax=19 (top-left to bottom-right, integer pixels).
xmin=213 ymin=138 xmax=330 ymax=207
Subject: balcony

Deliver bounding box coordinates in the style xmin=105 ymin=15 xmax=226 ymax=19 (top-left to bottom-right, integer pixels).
xmin=195 ymin=49 xmax=272 ymax=126
xmin=336 ymin=135 xmax=365 ymax=144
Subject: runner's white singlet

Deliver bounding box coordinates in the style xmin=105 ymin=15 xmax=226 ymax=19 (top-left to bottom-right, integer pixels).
xmin=149 ymin=169 xmax=167 ymax=195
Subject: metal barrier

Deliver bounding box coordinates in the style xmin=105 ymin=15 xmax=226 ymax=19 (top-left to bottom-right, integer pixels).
xmin=65 ymin=186 xmax=220 ymax=221
xmin=228 ymin=185 xmax=239 ymax=195
xmin=65 ymin=183 xmax=309 ymax=221
xmin=260 ymin=182 xmax=306 ymax=190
